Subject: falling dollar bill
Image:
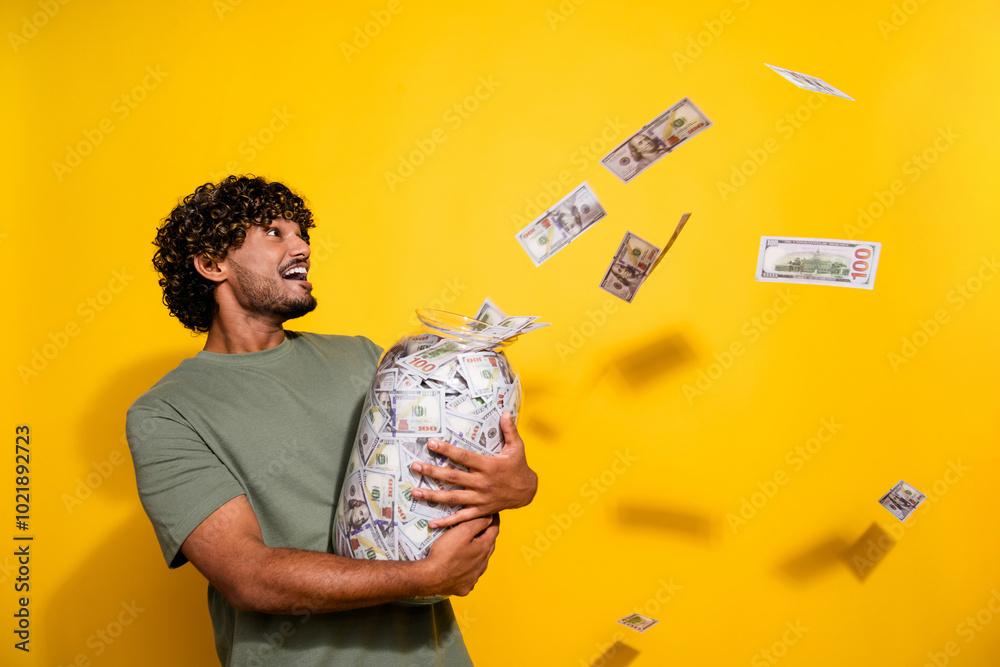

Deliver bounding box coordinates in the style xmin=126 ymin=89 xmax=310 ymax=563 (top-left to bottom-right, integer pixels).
xmin=765 ymin=63 xmax=854 ymax=100
xmin=600 ymin=231 xmax=662 ymax=303
xmin=650 ymin=212 xmax=692 ymax=273
xmin=756 ymin=237 xmax=881 ymax=289
xmin=601 ymin=98 xmax=712 ymax=183
xmin=617 ymin=613 xmax=659 ymax=633
xmin=515 ymin=182 xmax=606 ymax=266
xmin=878 ymin=480 xmax=926 ymax=521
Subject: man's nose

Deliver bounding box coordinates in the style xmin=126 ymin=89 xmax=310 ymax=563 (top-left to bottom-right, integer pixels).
xmin=290 ymin=234 xmax=311 ymax=258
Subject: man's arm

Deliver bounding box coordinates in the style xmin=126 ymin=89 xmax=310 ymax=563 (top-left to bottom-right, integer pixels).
xmin=410 ymin=411 xmax=538 ymax=528
xmin=181 ymin=494 xmax=499 ymax=614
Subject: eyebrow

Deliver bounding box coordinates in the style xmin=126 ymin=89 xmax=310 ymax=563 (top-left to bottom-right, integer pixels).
xmin=266 ymin=220 xmax=303 ymax=234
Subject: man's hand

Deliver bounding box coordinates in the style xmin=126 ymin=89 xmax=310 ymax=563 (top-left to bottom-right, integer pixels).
xmin=410 ymin=412 xmax=538 ymax=528
xmin=423 ymin=514 xmax=500 ymax=597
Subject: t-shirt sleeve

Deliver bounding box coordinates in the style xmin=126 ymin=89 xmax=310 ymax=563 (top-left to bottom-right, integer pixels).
xmin=127 ymin=400 xmax=245 ymax=569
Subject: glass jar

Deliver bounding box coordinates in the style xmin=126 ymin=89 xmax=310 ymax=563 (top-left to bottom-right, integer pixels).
xmin=333 ymin=309 xmax=523 ymax=605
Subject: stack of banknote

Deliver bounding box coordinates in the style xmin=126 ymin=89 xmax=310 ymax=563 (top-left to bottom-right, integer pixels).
xmin=333 ymin=301 xmax=548 ymax=566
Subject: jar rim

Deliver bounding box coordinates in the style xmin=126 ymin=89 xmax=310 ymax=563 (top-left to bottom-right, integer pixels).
xmin=415 ymin=308 xmax=514 ymax=345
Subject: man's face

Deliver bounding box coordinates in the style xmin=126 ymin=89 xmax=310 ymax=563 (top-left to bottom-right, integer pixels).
xmin=222 ymin=216 xmax=317 ymax=321
xmin=632 ymin=134 xmax=660 ymax=157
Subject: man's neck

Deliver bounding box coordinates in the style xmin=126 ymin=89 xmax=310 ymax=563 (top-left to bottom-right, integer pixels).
xmin=203 ymin=315 xmax=287 ymax=354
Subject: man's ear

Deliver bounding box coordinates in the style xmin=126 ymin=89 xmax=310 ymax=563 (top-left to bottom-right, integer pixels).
xmin=193 ymin=252 xmax=227 ymax=283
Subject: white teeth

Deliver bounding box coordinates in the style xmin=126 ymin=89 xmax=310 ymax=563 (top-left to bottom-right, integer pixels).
xmin=283 ymin=266 xmax=308 ymax=279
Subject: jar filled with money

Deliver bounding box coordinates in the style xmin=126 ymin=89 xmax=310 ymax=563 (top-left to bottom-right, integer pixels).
xmin=332 ymin=306 xmax=547 ymax=604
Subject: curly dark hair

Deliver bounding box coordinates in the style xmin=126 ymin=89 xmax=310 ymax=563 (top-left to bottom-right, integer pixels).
xmin=153 ymin=175 xmax=315 ymax=333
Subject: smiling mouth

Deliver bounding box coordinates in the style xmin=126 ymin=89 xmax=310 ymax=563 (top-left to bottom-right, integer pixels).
xmin=281 ymin=265 xmax=309 ymax=282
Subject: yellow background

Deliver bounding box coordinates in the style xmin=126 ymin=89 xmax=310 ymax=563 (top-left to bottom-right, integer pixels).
xmin=4 ymin=0 xmax=1000 ymax=665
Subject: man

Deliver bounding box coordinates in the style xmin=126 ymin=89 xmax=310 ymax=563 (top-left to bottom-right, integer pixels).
xmin=127 ymin=175 xmax=538 ymax=666
xmin=627 ymin=132 xmax=669 ymax=166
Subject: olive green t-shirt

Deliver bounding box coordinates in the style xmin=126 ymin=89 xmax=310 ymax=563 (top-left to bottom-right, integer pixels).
xmin=126 ymin=331 xmax=472 ymax=667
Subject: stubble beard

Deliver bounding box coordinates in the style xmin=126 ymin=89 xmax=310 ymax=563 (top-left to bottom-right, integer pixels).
xmin=229 ymin=259 xmax=318 ymax=321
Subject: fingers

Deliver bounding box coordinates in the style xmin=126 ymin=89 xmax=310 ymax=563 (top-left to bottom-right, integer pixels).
xmin=451 ymin=515 xmax=492 ymax=539
xmin=427 ymin=439 xmax=476 ymax=467
xmin=429 ymin=506 xmax=482 ymax=529
xmin=411 ymin=459 xmax=470 ymax=487
xmin=411 ymin=485 xmax=475 ymax=507
xmin=478 ymin=514 xmax=501 ymax=543
xmin=499 ymin=411 xmax=523 ymax=451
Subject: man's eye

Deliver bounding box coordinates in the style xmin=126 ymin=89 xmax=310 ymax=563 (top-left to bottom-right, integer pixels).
xmin=266 ymin=228 xmax=281 ymax=236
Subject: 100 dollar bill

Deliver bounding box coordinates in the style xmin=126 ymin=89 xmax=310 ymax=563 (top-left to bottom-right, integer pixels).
xmin=514 ymin=182 xmax=606 ymax=266
xmin=765 ymin=63 xmax=854 ymax=100
xmin=600 ymin=231 xmax=661 ymax=303
xmin=755 ymin=236 xmax=881 ymax=289
xmin=601 ymin=97 xmax=712 ymax=183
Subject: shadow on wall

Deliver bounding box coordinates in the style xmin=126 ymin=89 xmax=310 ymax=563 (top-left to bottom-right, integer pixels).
xmin=45 ymin=515 xmax=217 ymax=666
xmin=777 ymin=535 xmax=851 ymax=583
xmin=776 ymin=522 xmax=897 ymax=586
xmin=840 ymin=522 xmax=896 ymax=582
xmin=45 ymin=349 xmax=218 ymax=666
xmin=71 ymin=350 xmax=195 ymax=507
xmin=518 ymin=376 xmax=562 ymax=444
xmin=600 ymin=329 xmax=699 ymax=390
xmin=591 ymin=641 xmax=640 ymax=667
xmin=616 ymin=502 xmax=714 ymax=544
